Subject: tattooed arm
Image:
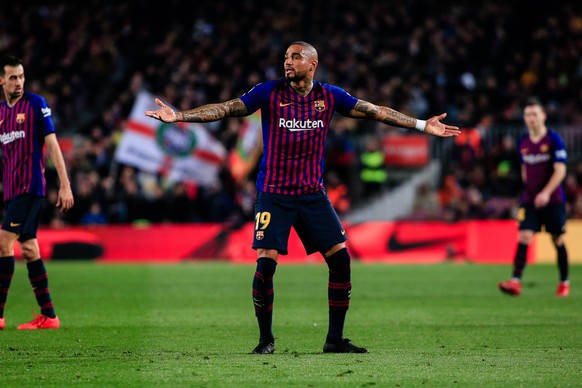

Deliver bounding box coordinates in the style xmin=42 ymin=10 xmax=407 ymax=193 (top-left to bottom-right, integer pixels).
xmin=144 ymin=98 xmax=250 ymax=123
xmin=347 ymin=100 xmax=460 ymax=137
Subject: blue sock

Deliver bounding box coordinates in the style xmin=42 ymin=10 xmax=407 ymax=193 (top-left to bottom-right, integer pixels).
xmin=556 ymin=244 xmax=569 ymax=282
xmin=325 ymin=248 xmax=351 ymax=342
xmin=252 ymin=258 xmax=277 ymax=341
xmin=0 ymin=256 xmax=15 ymax=318
xmin=512 ymin=243 xmax=528 ymax=279
xmin=27 ymin=259 xmax=56 ymax=318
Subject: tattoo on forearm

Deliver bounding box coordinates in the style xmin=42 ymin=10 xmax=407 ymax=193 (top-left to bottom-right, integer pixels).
xmin=180 ymin=98 xmax=248 ymax=122
xmin=378 ymin=107 xmax=415 ymax=127
xmin=354 ymin=101 xmax=415 ymax=128
xmin=182 ymin=105 xmax=226 ymax=122
xmin=354 ymin=101 xmax=380 ymax=116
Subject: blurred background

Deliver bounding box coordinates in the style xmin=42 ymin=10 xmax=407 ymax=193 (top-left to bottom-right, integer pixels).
xmin=1 ymin=0 xmax=582 ymax=231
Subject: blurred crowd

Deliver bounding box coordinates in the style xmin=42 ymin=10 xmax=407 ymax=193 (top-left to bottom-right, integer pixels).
xmin=1 ymin=0 xmax=582 ymax=225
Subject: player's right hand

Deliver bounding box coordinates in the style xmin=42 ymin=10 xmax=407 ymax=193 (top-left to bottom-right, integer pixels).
xmin=144 ymin=98 xmax=178 ymax=123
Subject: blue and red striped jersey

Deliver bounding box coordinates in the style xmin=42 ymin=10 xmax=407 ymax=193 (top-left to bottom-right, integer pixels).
xmin=518 ymin=129 xmax=567 ymax=205
xmin=0 ymin=92 xmax=55 ymax=201
xmin=240 ymin=79 xmax=357 ymax=195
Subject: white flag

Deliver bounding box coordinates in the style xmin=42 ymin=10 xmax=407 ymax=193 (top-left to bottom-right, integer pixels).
xmin=114 ymin=90 xmax=226 ymax=186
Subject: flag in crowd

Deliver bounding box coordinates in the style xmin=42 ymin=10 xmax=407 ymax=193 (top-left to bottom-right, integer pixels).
xmin=114 ymin=90 xmax=226 ymax=186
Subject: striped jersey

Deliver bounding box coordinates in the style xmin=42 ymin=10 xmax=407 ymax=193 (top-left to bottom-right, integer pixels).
xmin=240 ymin=79 xmax=357 ymax=195
xmin=0 ymin=92 xmax=55 ymax=201
xmin=518 ymin=129 xmax=567 ymax=205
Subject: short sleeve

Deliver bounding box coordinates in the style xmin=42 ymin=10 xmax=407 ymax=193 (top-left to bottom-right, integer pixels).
xmin=34 ymin=95 xmax=56 ymax=136
xmin=327 ymin=85 xmax=358 ymax=116
xmin=549 ymin=131 xmax=567 ymax=163
xmin=240 ymin=81 xmax=276 ymax=113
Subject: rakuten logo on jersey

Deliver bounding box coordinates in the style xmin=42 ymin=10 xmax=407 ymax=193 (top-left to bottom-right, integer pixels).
xmin=279 ymin=118 xmax=324 ymax=132
xmin=0 ymin=130 xmax=25 ymax=144
xmin=522 ymin=153 xmax=551 ymax=164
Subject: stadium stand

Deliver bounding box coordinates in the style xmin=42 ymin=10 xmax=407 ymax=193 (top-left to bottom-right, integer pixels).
xmin=1 ymin=1 xmax=581 ymax=224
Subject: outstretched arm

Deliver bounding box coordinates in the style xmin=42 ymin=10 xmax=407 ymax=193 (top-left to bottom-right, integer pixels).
xmin=348 ymin=100 xmax=460 ymax=137
xmin=145 ymin=98 xmax=250 ymax=123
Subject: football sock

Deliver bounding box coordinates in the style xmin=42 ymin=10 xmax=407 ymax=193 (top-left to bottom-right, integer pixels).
xmin=27 ymin=259 xmax=56 ymax=318
xmin=512 ymin=243 xmax=528 ymax=280
xmin=325 ymin=248 xmax=351 ymax=342
xmin=556 ymin=244 xmax=569 ymax=282
xmin=252 ymin=257 xmax=277 ymax=341
xmin=0 ymin=256 xmax=15 ymax=319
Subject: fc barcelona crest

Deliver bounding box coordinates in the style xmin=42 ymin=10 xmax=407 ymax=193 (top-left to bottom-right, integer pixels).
xmin=540 ymin=144 xmax=549 ymax=153
xmin=256 ymin=231 xmax=264 ymax=240
xmin=314 ymin=100 xmax=325 ymax=112
xmin=16 ymin=113 xmax=26 ymax=124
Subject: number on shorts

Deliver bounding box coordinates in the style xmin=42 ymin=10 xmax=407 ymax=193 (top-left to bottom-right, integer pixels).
xmin=517 ymin=207 xmax=525 ymax=222
xmin=255 ymin=211 xmax=271 ymax=230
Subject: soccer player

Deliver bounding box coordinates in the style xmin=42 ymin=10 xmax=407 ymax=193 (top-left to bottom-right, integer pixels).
xmin=145 ymin=41 xmax=460 ymax=353
xmin=0 ymin=55 xmax=74 ymax=330
xmin=498 ymin=98 xmax=569 ymax=297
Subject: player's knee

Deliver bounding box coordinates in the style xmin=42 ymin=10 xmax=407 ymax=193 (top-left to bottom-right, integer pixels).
xmin=19 ymin=241 xmax=40 ymax=261
xmin=323 ymin=242 xmax=346 ymax=258
xmin=518 ymin=231 xmax=534 ymax=245
xmin=256 ymin=248 xmax=279 ymax=262
xmin=552 ymin=234 xmax=565 ymax=247
xmin=0 ymin=231 xmax=17 ymax=256
xmin=325 ymin=247 xmax=350 ymax=271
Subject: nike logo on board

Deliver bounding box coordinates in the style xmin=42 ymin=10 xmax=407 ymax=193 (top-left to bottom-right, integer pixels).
xmin=387 ymin=233 xmax=462 ymax=252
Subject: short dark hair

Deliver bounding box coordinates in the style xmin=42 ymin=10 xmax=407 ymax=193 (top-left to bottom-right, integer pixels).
xmin=0 ymin=55 xmax=23 ymax=76
xmin=523 ymin=97 xmax=544 ymax=111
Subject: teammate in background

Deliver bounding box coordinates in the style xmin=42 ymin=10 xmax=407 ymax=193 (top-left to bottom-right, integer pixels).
xmin=499 ymin=98 xmax=569 ymax=297
xmin=0 ymin=55 xmax=74 ymax=330
xmin=146 ymin=41 xmax=460 ymax=354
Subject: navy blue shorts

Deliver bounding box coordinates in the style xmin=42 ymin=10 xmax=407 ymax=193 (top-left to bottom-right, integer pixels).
xmin=252 ymin=190 xmax=347 ymax=255
xmin=517 ymin=203 xmax=566 ymax=235
xmin=2 ymin=194 xmax=45 ymax=242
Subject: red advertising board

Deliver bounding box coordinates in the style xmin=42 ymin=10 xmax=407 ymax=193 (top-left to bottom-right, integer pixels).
xmin=382 ymin=135 xmax=429 ymax=167
xmin=20 ymin=220 xmax=538 ymax=264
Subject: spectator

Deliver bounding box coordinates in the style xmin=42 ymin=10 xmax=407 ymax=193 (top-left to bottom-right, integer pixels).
xmin=359 ymin=136 xmax=388 ymax=199
xmin=80 ymin=202 xmax=108 ymax=225
xmin=410 ymin=183 xmax=440 ymax=220
xmin=1 ymin=1 xmax=581 ymax=223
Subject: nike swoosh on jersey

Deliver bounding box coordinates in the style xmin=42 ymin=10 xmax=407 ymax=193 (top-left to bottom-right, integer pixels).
xmin=279 ymin=102 xmax=293 ymax=107
xmin=10 ymin=222 xmax=21 ymax=227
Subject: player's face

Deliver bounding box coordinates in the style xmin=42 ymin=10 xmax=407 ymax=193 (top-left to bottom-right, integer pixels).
xmin=523 ymin=105 xmax=546 ymax=131
xmin=284 ymin=45 xmax=315 ymax=82
xmin=0 ymin=65 xmax=25 ymax=99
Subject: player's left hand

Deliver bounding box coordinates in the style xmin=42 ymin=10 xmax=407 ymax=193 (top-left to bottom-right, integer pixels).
xmin=57 ymin=186 xmax=74 ymax=212
xmin=424 ymin=113 xmax=461 ymax=137
xmin=534 ymin=191 xmax=550 ymax=208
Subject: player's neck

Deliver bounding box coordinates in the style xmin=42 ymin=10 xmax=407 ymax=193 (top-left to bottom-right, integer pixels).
xmin=5 ymin=94 xmax=22 ymax=108
xmin=290 ymin=80 xmax=313 ymax=97
xmin=528 ymin=125 xmax=547 ymax=142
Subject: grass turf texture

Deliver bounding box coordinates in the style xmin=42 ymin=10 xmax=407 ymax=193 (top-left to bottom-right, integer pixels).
xmin=1 ymin=262 xmax=580 ymax=387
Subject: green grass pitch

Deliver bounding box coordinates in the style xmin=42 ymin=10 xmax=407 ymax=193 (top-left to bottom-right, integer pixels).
xmin=1 ymin=261 xmax=581 ymax=387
